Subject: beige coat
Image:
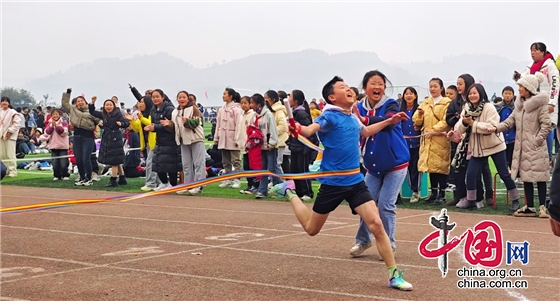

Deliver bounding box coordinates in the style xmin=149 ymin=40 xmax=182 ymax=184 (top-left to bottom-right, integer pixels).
xmin=458 ymin=102 xmax=506 ymax=158
xmin=413 ymin=96 xmax=452 ymax=174
xmin=171 ymin=106 xmax=204 ymax=146
xmin=61 ymin=92 xmax=99 ymax=131
xmin=235 ymin=109 xmax=255 ymax=154
xmin=496 ymin=92 xmax=551 ymax=182
xmin=214 ymin=102 xmax=243 ymax=151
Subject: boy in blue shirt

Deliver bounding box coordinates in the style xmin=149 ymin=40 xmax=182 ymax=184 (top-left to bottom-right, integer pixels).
xmin=271 ymin=76 xmax=413 ymax=291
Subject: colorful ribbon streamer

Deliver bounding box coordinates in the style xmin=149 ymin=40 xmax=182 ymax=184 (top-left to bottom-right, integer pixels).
xmin=1 ymin=168 xmax=359 ymax=215
xmin=403 ymin=132 xmax=447 ymax=139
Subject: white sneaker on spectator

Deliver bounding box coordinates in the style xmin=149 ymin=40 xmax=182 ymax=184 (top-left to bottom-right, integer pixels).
xmin=140 ymin=186 xmax=155 ymax=192
xmin=62 ymin=177 xmax=70 ymax=181
xmin=231 ymin=179 xmax=240 ymax=189
xmin=301 ymin=195 xmax=312 ymax=201
xmin=218 ymin=180 xmax=232 ymax=188
xmin=176 ymin=189 xmax=190 ymax=195
xmin=188 ymin=187 xmax=202 ymax=195
xmin=91 ymin=173 xmax=101 ymax=181
xmin=350 ymin=242 xmax=372 ymax=257
xmin=53 ymin=177 xmax=60 ymax=181
xmin=476 ymin=201 xmax=484 ymax=209
xmin=456 ymin=198 xmax=468 ymax=208
xmin=154 ymin=183 xmax=172 ymax=191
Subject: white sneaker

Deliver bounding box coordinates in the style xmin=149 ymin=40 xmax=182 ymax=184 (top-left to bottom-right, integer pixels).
xmin=231 ymin=179 xmax=240 ymax=189
xmin=301 ymin=195 xmax=312 ymax=201
xmin=91 ymin=173 xmax=101 ymax=181
xmin=476 ymin=201 xmax=485 ymax=209
xmin=410 ymin=192 xmax=420 ymax=203
xmin=218 ymin=180 xmax=232 ymax=188
xmin=188 ymin=187 xmax=202 ymax=195
xmin=53 ymin=177 xmax=60 ymax=181
xmin=176 ymin=189 xmax=190 ymax=195
xmin=140 ymin=186 xmax=155 ymax=192
xmin=154 ymin=183 xmax=172 ymax=191
xmin=82 ymin=180 xmax=93 ymax=186
xmin=456 ymin=197 xmax=468 ymax=208
xmin=350 ymin=242 xmax=372 ymax=257
xmin=62 ymin=177 xmax=70 ymax=181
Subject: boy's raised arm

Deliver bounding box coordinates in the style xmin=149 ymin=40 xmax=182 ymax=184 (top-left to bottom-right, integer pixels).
xmin=295 ymin=123 xmax=321 ymax=137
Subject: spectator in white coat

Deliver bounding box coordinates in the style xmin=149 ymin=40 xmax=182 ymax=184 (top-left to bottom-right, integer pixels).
xmin=0 ymin=97 xmax=22 ymax=177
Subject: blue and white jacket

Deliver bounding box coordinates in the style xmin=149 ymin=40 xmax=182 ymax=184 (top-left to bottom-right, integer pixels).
xmin=357 ymin=96 xmax=410 ymax=177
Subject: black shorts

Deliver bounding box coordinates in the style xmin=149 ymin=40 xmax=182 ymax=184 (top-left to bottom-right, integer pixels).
xmin=313 ymin=181 xmax=373 ymax=215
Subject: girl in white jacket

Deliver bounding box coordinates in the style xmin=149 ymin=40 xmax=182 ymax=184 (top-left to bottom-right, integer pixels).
xmin=0 ymin=97 xmax=22 ymax=177
xmin=167 ymin=91 xmax=206 ymax=196
xmin=236 ymin=96 xmax=258 ymax=194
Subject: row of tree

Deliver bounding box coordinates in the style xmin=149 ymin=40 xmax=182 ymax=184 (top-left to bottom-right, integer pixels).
xmin=0 ymin=87 xmax=58 ymax=109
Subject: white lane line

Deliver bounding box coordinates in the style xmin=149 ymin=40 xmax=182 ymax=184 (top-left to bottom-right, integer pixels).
xmin=41 ymin=211 xmax=302 ymax=233
xmin=505 ymin=290 xmax=532 ymax=301
xmin=1 ymin=253 xmax=410 ymax=301
xmin=107 ymin=265 xmax=413 ymax=301
xmin=0 ymin=225 xmax=206 ymax=247
xmin=0 ymin=224 xmax=357 ymax=284
xmin=3 ymin=225 xmax=558 ymax=280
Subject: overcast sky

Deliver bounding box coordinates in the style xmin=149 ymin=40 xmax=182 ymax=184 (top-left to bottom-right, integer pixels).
xmin=2 ymin=1 xmax=559 ymax=87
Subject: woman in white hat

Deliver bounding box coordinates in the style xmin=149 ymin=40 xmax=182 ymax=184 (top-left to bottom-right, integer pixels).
xmin=490 ymin=73 xmax=552 ymax=217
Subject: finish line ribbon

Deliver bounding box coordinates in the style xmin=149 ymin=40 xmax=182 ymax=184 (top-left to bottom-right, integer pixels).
xmin=0 ymin=168 xmax=360 ymax=215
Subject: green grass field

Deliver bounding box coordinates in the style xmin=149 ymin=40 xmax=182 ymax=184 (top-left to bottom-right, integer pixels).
xmin=2 ymin=122 xmax=518 ymax=215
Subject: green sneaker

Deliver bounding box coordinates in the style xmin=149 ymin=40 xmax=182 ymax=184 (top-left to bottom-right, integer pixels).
xmin=388 ymin=269 xmax=413 ymax=291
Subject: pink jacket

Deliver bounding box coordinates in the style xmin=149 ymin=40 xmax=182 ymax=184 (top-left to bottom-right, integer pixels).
xmin=214 ymin=102 xmax=243 ymax=151
xmin=40 ymin=119 xmax=69 ymax=150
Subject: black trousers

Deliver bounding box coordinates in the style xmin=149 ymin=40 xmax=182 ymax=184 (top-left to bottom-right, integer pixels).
xmin=243 ymin=153 xmax=259 ymax=190
xmin=408 ymin=147 xmax=420 ymax=192
xmin=290 ymin=151 xmax=313 ymax=197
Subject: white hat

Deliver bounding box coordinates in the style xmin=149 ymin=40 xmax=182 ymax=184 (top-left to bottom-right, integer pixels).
xmin=517 ymin=73 xmax=545 ymax=95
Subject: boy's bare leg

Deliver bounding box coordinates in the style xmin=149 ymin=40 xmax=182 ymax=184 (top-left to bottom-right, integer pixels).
xmin=274 ymin=181 xmax=412 ymax=290
xmin=354 ymin=201 xmax=395 ymax=266
xmin=271 ymin=180 xmax=329 ymax=236
xmin=288 ymin=193 xmax=329 ymax=236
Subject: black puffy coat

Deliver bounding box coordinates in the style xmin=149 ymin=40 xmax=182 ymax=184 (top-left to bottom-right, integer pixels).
xmin=445 ymin=96 xmax=465 ymax=128
xmin=151 ymin=100 xmax=181 ymax=173
xmin=89 ymin=104 xmax=129 ymax=166
xmin=287 ymin=108 xmax=319 ymax=154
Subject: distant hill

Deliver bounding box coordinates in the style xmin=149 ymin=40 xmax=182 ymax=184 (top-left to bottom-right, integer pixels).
xmin=24 ymin=50 xmax=525 ymax=107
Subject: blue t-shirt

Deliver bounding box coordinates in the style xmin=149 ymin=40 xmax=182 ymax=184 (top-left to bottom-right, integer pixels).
xmin=314 ymin=110 xmax=364 ymax=186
